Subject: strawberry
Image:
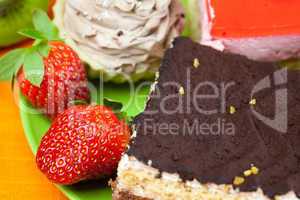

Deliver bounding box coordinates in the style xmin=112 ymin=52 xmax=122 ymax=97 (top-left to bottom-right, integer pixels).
xmin=0 ymin=9 xmax=90 ymax=119
xmin=36 ymin=105 xmax=131 ymax=185
xmin=18 ymin=41 xmax=90 ymax=119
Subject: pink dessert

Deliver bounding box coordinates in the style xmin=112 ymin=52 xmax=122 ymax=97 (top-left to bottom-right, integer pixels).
xmin=199 ymin=0 xmax=300 ymax=61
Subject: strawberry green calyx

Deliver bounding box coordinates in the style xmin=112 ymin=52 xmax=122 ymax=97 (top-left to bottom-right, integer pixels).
xmin=103 ymin=98 xmax=133 ymax=123
xmin=0 ymin=9 xmax=61 ymax=86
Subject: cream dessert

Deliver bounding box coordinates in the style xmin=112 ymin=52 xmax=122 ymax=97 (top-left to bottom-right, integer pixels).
xmin=199 ymin=0 xmax=300 ymax=62
xmin=53 ymin=0 xmax=185 ymax=82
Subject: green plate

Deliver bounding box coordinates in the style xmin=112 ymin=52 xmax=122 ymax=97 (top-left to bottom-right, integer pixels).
xmin=19 ymin=0 xmax=197 ymax=198
xmin=20 ymin=81 xmax=151 ymax=200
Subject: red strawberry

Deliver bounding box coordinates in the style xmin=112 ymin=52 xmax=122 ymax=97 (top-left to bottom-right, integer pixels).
xmin=18 ymin=41 xmax=90 ymax=119
xmin=36 ymin=105 xmax=131 ymax=185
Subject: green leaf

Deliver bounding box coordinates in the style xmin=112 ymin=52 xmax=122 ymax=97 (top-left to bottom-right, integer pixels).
xmin=32 ymin=9 xmax=60 ymax=41
xmin=37 ymin=42 xmax=50 ymax=57
xmin=0 ymin=49 xmax=26 ymax=80
xmin=104 ymin=98 xmax=123 ymax=112
xmin=23 ymin=50 xmax=45 ymax=86
xmin=104 ymin=98 xmax=133 ymax=123
xmin=18 ymin=29 xmax=46 ymax=40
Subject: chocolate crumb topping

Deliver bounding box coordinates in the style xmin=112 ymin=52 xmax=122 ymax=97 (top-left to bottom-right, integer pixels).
xmin=128 ymin=37 xmax=300 ymax=198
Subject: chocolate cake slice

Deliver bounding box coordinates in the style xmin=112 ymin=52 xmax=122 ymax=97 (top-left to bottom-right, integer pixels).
xmin=113 ymin=37 xmax=300 ymax=200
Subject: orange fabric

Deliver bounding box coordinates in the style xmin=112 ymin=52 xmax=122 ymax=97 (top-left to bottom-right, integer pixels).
xmin=0 ymin=82 xmax=68 ymax=199
xmin=0 ymin=1 xmax=67 ymax=199
xmin=209 ymin=0 xmax=300 ymax=38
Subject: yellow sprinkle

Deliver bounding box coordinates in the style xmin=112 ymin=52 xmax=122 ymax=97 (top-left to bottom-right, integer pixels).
xmin=274 ymin=195 xmax=281 ymax=200
xmin=179 ymin=86 xmax=185 ymax=95
xmin=233 ymin=176 xmax=245 ymax=186
xmin=251 ymin=166 xmax=259 ymax=175
xmin=249 ymin=98 xmax=257 ymax=105
xmin=243 ymin=170 xmax=252 ymax=177
xmin=193 ymin=58 xmax=200 ymax=68
xmin=229 ymin=106 xmax=236 ymax=114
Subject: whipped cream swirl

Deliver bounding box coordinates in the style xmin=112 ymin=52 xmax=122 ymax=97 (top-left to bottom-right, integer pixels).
xmin=62 ymin=0 xmax=184 ymax=77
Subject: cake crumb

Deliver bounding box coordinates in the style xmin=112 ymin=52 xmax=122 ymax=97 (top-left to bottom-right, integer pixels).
xmin=147 ymin=160 xmax=153 ymax=166
xmin=249 ymin=98 xmax=257 ymax=105
xmin=179 ymin=86 xmax=185 ymax=95
xmin=108 ymin=179 xmax=115 ymax=187
xmin=193 ymin=58 xmax=200 ymax=68
xmin=155 ymin=72 xmax=160 ymax=79
xmin=229 ymin=106 xmax=236 ymax=114
xmin=233 ymin=176 xmax=245 ymax=186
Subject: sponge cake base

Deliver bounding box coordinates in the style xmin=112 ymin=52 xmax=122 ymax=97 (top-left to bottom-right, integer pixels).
xmin=113 ymin=155 xmax=299 ymax=200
